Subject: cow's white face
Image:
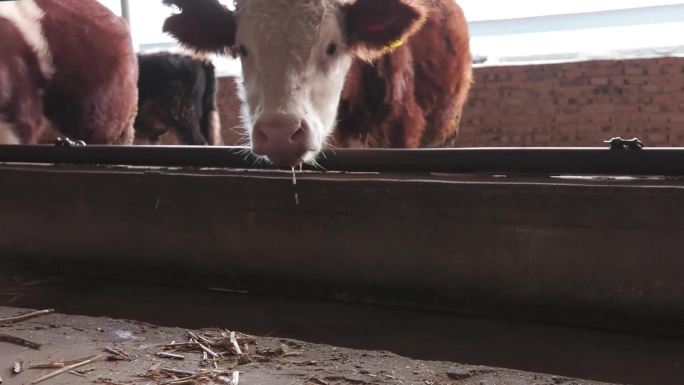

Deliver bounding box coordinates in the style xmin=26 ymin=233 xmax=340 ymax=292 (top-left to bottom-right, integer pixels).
xmin=163 ymin=0 xmax=427 ymax=166
xmin=234 ymin=0 xmax=352 ymax=166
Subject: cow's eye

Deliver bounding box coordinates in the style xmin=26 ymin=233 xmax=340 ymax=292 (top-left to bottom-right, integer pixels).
xmin=326 ymin=42 xmax=337 ymax=56
xmin=238 ymin=45 xmax=248 ymax=57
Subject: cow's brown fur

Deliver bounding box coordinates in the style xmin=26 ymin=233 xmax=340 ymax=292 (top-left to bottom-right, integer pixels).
xmin=0 ymin=18 xmax=48 ymax=143
xmin=343 ymin=0 xmax=428 ymax=62
xmin=0 ymin=0 xmax=138 ymax=144
xmin=336 ymin=0 xmax=472 ymax=148
xmin=163 ymin=0 xmax=236 ymax=54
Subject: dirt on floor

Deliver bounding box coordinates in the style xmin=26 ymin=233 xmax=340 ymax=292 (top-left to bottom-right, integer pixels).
xmin=0 ymin=307 xmax=617 ymax=385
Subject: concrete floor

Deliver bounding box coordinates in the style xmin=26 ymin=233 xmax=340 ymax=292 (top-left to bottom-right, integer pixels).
xmin=0 ymin=306 xmax=616 ymax=385
xmin=1 ymin=276 xmax=682 ymax=385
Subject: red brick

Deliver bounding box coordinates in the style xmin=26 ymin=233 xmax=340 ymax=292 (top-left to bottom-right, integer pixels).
xmin=563 ymin=68 xmax=584 ymax=79
xmin=670 ymin=114 xmax=684 ymax=124
xmin=624 ymin=66 xmax=647 ymax=76
xmin=654 ymin=94 xmax=678 ymax=105
xmin=590 ymin=77 xmax=609 ymax=86
xmin=644 ymin=133 xmax=670 ymax=144
xmin=584 ymin=66 xmax=624 ymax=77
xmin=581 ymin=104 xmax=616 ymax=114
xmin=641 ymin=84 xmax=663 ymax=93
xmin=622 ymin=76 xmax=649 ymax=85
xmin=453 ymin=57 xmax=684 ymax=147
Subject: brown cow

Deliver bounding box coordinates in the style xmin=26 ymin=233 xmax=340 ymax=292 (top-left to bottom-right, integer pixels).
xmin=336 ymin=1 xmax=471 ymax=149
xmin=163 ymin=0 xmax=471 ymax=166
xmin=0 ymin=0 xmax=138 ymax=145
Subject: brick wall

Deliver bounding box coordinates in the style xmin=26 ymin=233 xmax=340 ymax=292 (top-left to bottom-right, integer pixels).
xmin=217 ymin=56 xmax=684 ymax=147
xmin=458 ymin=57 xmax=684 ymax=147
xmin=216 ymin=76 xmax=244 ymax=146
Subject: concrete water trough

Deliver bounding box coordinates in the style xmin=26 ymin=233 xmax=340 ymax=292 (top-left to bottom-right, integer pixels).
xmin=1 ymin=145 xmax=683 ymax=384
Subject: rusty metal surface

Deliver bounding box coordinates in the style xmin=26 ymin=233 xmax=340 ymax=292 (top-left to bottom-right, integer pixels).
xmin=3 ymin=144 xmax=684 ymax=174
xmin=1 ymin=164 xmax=684 ymax=335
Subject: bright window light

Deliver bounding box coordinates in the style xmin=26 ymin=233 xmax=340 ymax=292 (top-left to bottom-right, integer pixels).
xmin=459 ymin=0 xmax=684 ymax=21
xmin=98 ymin=0 xmax=684 ymax=69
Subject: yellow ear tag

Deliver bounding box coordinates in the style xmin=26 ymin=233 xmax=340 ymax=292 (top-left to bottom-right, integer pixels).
xmin=386 ymin=39 xmax=404 ymax=50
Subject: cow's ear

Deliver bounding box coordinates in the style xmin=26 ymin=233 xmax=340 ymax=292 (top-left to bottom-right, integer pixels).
xmin=343 ymin=0 xmax=427 ymax=60
xmin=163 ymin=0 xmax=236 ymax=54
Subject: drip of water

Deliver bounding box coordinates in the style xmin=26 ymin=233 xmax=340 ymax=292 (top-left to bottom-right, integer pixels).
xmin=292 ymin=167 xmax=299 ymax=206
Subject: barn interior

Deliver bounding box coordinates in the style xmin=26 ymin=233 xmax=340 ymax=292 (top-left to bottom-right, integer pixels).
xmin=1 ymin=1 xmax=684 ymax=385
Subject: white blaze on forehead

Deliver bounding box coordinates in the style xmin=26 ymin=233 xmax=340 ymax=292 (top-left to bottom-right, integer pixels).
xmin=0 ymin=0 xmax=55 ymax=79
xmin=235 ymin=0 xmax=336 ymax=91
xmin=235 ymin=0 xmax=334 ymax=47
xmin=235 ymin=0 xmax=352 ymax=152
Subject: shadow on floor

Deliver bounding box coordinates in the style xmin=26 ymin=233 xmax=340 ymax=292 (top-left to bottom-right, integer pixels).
xmin=2 ymin=275 xmax=682 ymax=385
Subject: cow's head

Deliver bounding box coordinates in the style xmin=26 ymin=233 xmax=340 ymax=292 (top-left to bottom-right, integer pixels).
xmin=163 ymin=0 xmax=427 ymax=166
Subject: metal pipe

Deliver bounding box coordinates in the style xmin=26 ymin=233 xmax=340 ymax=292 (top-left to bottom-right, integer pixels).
xmin=1 ymin=145 xmax=684 ymax=175
xmin=120 ymin=0 xmax=130 ymax=23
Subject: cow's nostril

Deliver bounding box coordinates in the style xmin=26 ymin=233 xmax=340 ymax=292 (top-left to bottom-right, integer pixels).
xmin=290 ymin=127 xmax=305 ymax=143
xmin=252 ymin=117 xmax=312 ymax=165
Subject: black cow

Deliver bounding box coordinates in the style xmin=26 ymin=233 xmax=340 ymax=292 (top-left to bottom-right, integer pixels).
xmin=134 ymin=52 xmax=222 ymax=145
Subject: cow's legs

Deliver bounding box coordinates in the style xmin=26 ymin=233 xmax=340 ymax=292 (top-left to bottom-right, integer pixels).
xmin=116 ymin=115 xmax=136 ymax=145
xmin=176 ymin=106 xmax=209 ymax=145
xmin=2 ymin=64 xmax=48 ymax=144
xmin=207 ymin=109 xmax=223 ymax=145
xmin=10 ymin=83 xmax=48 ymax=144
xmin=0 ymin=121 xmax=20 ymax=144
xmin=0 ymin=62 xmax=43 ymax=144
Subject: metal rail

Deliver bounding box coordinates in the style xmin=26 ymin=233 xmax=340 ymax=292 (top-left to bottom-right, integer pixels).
xmin=1 ymin=145 xmax=684 ymax=175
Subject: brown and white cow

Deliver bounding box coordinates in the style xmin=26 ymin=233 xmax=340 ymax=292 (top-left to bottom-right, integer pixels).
xmin=0 ymin=0 xmax=138 ymax=145
xmin=163 ymin=0 xmax=471 ymax=167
